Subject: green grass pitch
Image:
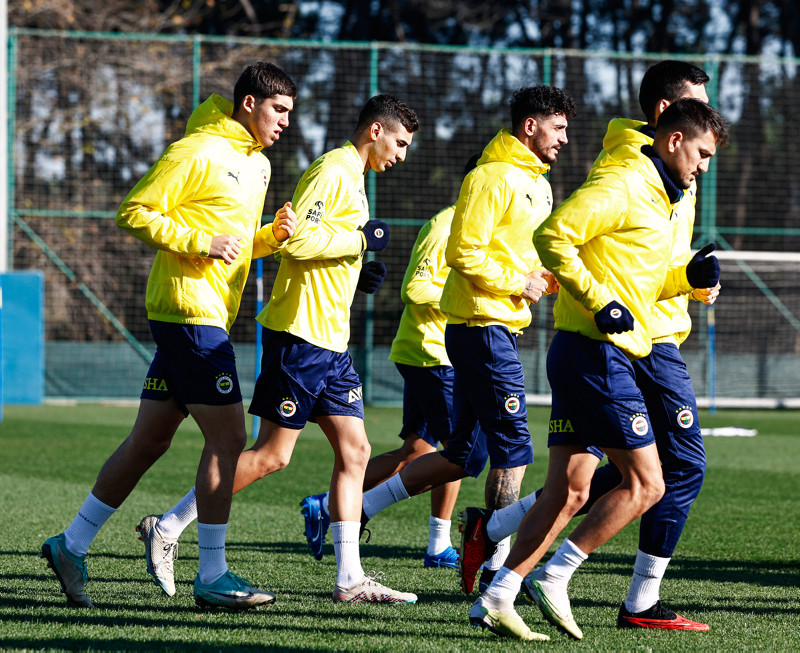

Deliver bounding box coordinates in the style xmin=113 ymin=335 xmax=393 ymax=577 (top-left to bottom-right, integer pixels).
xmin=1 ymin=404 xmax=798 ymax=650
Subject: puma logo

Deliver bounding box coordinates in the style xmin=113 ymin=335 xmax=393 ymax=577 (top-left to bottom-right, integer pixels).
xmin=227 ymin=171 xmax=240 ymax=184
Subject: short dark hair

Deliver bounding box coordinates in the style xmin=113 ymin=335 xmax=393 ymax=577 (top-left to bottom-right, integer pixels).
xmin=463 ymin=152 xmax=481 ymax=177
xmin=357 ymin=94 xmax=420 ymax=133
xmin=233 ymin=62 xmax=297 ymax=108
xmin=509 ymin=86 xmax=577 ymax=131
xmin=639 ymin=60 xmax=709 ymax=123
xmin=655 ymin=98 xmax=729 ymax=147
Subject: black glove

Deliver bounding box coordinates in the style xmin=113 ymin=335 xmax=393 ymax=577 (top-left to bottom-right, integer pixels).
xmin=594 ymin=300 xmax=635 ymax=334
xmin=686 ymin=243 xmax=720 ymax=288
xmin=357 ymin=260 xmax=387 ymax=294
xmin=362 ymin=220 xmax=390 ymax=252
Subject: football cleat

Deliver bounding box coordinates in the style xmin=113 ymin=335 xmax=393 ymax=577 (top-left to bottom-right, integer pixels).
xmin=41 ymin=533 xmax=93 ymax=608
xmin=469 ymin=595 xmax=550 ymax=641
xmin=424 ymin=545 xmax=459 ymax=569
xmin=300 ymin=493 xmax=330 ymax=560
xmin=617 ymin=600 xmax=710 ymax=631
xmin=457 ymin=507 xmax=498 ymax=594
xmin=194 ymin=570 xmax=276 ymax=611
xmin=478 ymin=567 xmax=496 ymax=592
xmin=522 ymin=576 xmax=583 ymax=640
xmin=333 ymin=571 xmax=417 ymax=604
xmin=136 ymin=514 xmax=179 ymax=597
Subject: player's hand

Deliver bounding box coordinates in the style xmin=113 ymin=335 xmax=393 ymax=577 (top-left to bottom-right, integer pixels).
xmin=362 ymin=219 xmax=390 ymax=252
xmin=357 ymin=260 xmax=387 ymax=294
xmin=543 ymin=269 xmax=560 ymax=295
xmin=686 ymin=243 xmax=720 ymax=288
xmin=691 ymin=281 xmax=721 ymax=305
xmin=520 ymin=269 xmax=550 ymax=303
xmin=272 ymin=202 xmax=296 ymax=242
xmin=209 ymin=234 xmax=243 ymax=264
xmin=594 ymin=300 xmax=635 ymax=334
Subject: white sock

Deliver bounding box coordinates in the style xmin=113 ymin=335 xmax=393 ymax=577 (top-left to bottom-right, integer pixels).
xmin=64 ymin=493 xmax=116 ymax=557
xmin=362 ymin=474 xmax=410 ymax=519
xmin=332 ymin=521 xmax=365 ymax=588
xmin=533 ymin=537 xmax=588 ymax=590
xmin=321 ymin=492 xmax=330 ymax=518
xmin=197 ymin=522 xmax=228 ymax=585
xmin=158 ymin=487 xmax=198 ymax=539
xmin=427 ymin=516 xmax=452 ymax=556
xmin=624 ymin=549 xmax=671 ymax=613
xmin=484 ymin=567 xmax=523 ymax=604
xmin=486 ymin=492 xmax=537 ymax=541
xmin=485 ymin=536 xmax=511 ymax=570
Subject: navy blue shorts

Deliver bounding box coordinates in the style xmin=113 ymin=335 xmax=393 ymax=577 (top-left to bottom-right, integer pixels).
xmin=248 ymin=329 xmax=364 ymax=428
xmin=633 ymin=342 xmax=701 ymax=439
xmin=440 ymin=324 xmax=533 ymax=478
xmin=547 ymin=330 xmax=654 ymax=454
xmin=141 ymin=321 xmax=242 ymax=413
xmin=396 ymin=363 xmax=454 ymax=447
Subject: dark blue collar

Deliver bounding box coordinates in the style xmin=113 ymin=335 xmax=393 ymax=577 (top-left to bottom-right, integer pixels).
xmin=641 ymin=144 xmax=684 ymax=203
xmin=640 ymin=124 xmax=656 ymax=139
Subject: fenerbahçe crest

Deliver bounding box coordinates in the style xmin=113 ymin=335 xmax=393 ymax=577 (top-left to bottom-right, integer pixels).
xmin=504 ymin=394 xmax=521 ymax=414
xmin=279 ymin=398 xmax=297 ymax=418
xmin=630 ymin=412 xmax=649 ymax=436
xmin=676 ymin=406 xmax=694 ymax=429
xmin=215 ymin=373 xmax=234 ymax=394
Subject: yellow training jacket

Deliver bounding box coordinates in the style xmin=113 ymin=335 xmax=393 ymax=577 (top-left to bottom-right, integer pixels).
xmin=440 ymin=129 xmax=553 ymax=334
xmin=534 ymin=125 xmax=694 ymax=360
xmin=258 ymin=142 xmax=368 ymax=352
xmin=389 ymin=205 xmax=454 ymax=367
xmin=597 ymin=119 xmax=697 ymax=346
xmin=116 ymin=94 xmax=284 ymax=333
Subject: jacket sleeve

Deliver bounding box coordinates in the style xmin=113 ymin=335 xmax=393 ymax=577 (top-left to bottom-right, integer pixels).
xmin=279 ymin=170 xmax=364 ymax=261
xmin=658 ymin=260 xmax=695 ymax=300
xmin=115 ymin=155 xmax=212 ymax=257
xmin=252 ymin=221 xmax=287 ymax=259
xmin=534 ymin=178 xmax=628 ymax=313
xmin=401 ymin=221 xmax=449 ymax=307
xmin=445 ymin=176 xmax=527 ymax=297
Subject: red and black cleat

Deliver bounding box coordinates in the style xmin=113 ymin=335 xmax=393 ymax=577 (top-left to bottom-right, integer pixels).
xmin=617 ymin=601 xmax=710 ymax=631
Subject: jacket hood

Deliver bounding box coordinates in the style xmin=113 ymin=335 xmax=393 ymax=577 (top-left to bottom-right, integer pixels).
xmin=185 ymin=94 xmax=262 ymax=154
xmin=479 ymin=129 xmax=550 ymax=176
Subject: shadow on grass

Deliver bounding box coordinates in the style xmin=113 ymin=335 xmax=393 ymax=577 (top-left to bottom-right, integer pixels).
xmin=583 ymin=551 xmax=800 ymax=588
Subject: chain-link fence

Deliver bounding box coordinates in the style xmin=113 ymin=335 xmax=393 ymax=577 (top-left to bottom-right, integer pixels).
xmin=8 ymin=28 xmax=800 ymax=403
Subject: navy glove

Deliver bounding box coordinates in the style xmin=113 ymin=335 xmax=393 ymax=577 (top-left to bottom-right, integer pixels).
xmin=594 ymin=300 xmax=635 ymax=334
xmin=362 ymin=219 xmax=390 ymax=252
xmin=686 ymin=243 xmax=720 ymax=288
xmin=357 ymin=260 xmax=387 ymax=294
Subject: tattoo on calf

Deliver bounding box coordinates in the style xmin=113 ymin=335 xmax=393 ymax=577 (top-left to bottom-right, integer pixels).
xmin=486 ymin=468 xmax=522 ymax=510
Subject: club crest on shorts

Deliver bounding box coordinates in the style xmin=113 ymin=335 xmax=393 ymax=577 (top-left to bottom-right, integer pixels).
xmin=504 ymin=394 xmax=521 ymax=414
xmin=279 ymin=399 xmax=297 ymax=417
xmin=610 ymin=308 xmax=622 ymax=319
xmin=676 ymin=407 xmax=694 ymax=429
xmin=348 ymin=386 xmax=363 ymax=403
xmin=215 ymin=374 xmax=234 ymax=394
xmin=630 ymin=413 xmax=649 ymax=436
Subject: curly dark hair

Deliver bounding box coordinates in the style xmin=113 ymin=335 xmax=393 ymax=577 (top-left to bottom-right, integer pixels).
xmin=509 ymin=86 xmax=577 ymax=130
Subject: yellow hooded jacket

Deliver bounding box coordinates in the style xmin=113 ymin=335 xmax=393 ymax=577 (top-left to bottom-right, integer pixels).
xmin=534 ymin=124 xmax=694 ymax=360
xmin=389 ymin=205 xmax=454 ymax=367
xmin=258 ymin=141 xmax=368 ymax=352
xmin=116 ymin=94 xmax=284 ymax=333
xmin=595 ymin=119 xmax=697 ymax=346
xmin=440 ymin=129 xmax=553 ymax=334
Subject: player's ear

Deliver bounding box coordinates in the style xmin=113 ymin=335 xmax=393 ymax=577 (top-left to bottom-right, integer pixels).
xmin=370 ymin=122 xmax=383 ymax=142
xmin=524 ymin=116 xmax=537 ymax=137
xmin=241 ymin=94 xmax=256 ymax=114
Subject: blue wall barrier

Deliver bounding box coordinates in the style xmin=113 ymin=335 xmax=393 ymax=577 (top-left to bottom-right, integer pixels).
xmin=1 ymin=271 xmax=44 ymax=405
